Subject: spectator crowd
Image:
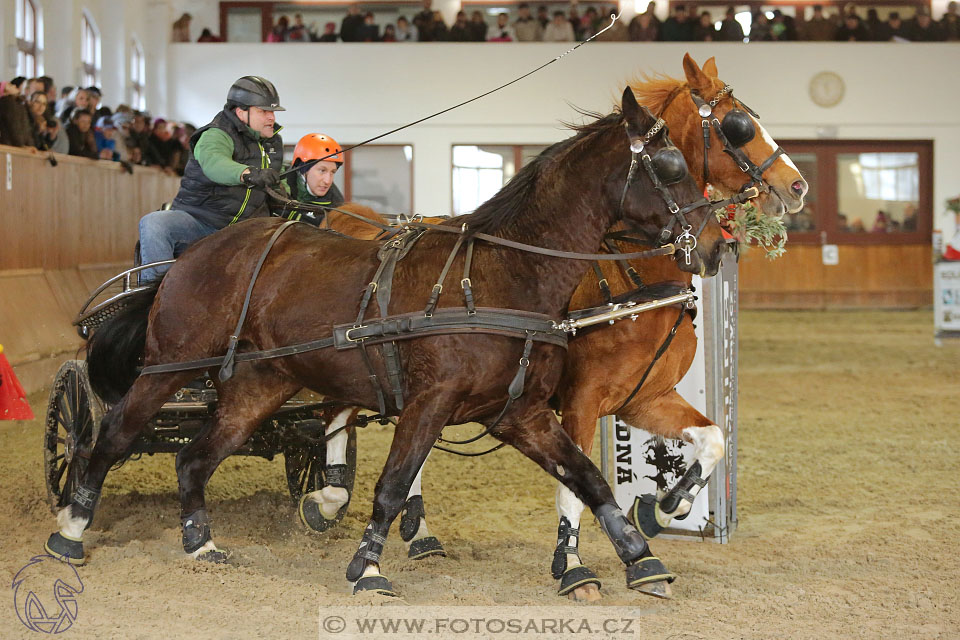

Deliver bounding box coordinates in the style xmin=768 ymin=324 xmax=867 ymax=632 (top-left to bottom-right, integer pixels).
xmin=0 ymin=75 xmax=195 ymax=174
xmin=249 ymin=1 xmax=960 ymax=43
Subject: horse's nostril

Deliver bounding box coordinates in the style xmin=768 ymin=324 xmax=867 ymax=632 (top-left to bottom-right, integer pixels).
xmin=791 ymin=180 xmax=807 ymax=197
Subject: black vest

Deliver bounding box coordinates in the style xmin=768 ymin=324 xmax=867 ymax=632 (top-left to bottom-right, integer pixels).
xmin=172 ymin=108 xmax=283 ymax=230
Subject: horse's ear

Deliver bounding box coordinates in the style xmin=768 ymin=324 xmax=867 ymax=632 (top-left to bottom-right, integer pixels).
xmin=621 ymin=87 xmax=655 ymax=147
xmin=702 ymin=56 xmax=719 ymax=78
xmin=682 ymin=53 xmax=711 ymax=92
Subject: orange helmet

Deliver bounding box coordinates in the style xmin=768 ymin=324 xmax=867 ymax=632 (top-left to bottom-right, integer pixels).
xmin=293 ymin=133 xmax=343 ymax=166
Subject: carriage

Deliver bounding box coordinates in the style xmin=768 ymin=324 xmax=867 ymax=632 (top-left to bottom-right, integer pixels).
xmin=43 ymin=261 xmax=358 ymax=518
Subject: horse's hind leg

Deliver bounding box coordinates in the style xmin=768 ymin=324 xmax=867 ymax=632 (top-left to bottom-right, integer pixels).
xmin=620 ymin=389 xmax=723 ymax=539
xmin=496 ymin=406 xmax=675 ymax=599
xmin=46 ymin=372 xmax=196 ymax=564
xmin=346 ymin=393 xmax=454 ymax=596
xmin=398 ymin=453 xmax=446 ymax=559
xmin=299 ymin=407 xmax=357 ymax=532
xmin=175 ymin=366 xmax=300 ymax=562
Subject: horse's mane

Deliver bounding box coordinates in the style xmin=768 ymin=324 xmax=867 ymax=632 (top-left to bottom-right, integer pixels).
xmin=628 ymin=73 xmax=687 ymax=117
xmin=465 ymin=111 xmax=624 ymax=235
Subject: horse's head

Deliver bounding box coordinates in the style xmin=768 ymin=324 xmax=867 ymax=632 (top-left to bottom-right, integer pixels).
xmin=616 ymin=87 xmax=726 ymax=277
xmin=667 ymin=54 xmax=808 ymax=218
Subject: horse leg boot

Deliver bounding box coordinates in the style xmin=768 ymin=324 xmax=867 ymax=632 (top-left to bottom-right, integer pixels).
xmin=399 ymin=453 xmax=445 ymax=559
xmin=299 ymin=408 xmax=356 ymax=532
xmin=621 ymin=393 xmax=724 ymax=539
xmin=176 ymin=371 xmax=300 ymax=562
xmin=347 ymin=395 xmax=452 ymax=596
xmin=552 ymin=483 xmax=601 ymax=601
xmin=46 ymin=373 xmax=194 ymax=564
xmin=497 ymin=407 xmax=675 ymax=600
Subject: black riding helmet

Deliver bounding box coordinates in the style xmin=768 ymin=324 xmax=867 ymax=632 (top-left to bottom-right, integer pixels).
xmin=226 ymin=76 xmax=286 ymax=111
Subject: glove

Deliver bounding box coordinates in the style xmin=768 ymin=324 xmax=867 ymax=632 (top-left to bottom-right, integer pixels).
xmin=241 ymin=167 xmax=281 ymax=189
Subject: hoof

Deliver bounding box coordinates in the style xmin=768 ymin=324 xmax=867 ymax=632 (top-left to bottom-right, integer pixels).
xmin=634 ymin=579 xmax=672 ymax=599
xmin=407 ymin=536 xmax=446 ymax=560
xmin=45 ymin=532 xmax=85 ymax=566
xmin=626 ymin=556 xmax=675 ymax=599
xmin=558 ymin=565 xmax=601 ymax=599
xmin=568 ymin=583 xmax=602 ymax=602
xmin=196 ymin=549 xmax=229 ymax=564
xmin=353 ymin=575 xmax=396 ymax=597
xmin=299 ymin=494 xmax=346 ymax=533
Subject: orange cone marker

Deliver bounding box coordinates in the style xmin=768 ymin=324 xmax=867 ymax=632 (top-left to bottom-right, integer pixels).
xmin=0 ymin=344 xmax=35 ymax=420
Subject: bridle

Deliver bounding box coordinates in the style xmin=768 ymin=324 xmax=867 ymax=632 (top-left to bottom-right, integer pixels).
xmin=664 ymin=83 xmax=785 ymax=203
xmin=617 ymin=117 xmax=712 ymax=266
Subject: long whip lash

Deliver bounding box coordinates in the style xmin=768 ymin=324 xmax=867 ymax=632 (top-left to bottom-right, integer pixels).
xmin=280 ymin=12 xmax=624 ymax=178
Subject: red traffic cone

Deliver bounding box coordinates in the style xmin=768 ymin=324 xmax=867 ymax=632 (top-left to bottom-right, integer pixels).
xmin=0 ymin=344 xmax=35 ymax=420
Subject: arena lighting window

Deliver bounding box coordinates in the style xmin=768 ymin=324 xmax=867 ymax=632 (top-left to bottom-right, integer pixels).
xmin=81 ymin=10 xmax=101 ymax=87
xmin=451 ymin=144 xmax=547 ymax=215
xmin=775 ymin=140 xmax=931 ymax=244
xmin=130 ymin=38 xmax=146 ymax=111
xmin=15 ymin=0 xmax=41 ymax=77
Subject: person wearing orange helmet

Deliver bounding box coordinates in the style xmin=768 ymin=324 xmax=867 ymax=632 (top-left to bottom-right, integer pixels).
xmin=284 ymin=132 xmax=345 ymax=226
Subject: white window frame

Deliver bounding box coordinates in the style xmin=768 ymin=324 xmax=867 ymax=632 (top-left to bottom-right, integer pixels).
xmin=81 ymin=10 xmax=102 ymax=87
xmin=15 ymin=0 xmax=42 ymax=77
xmin=130 ymin=37 xmax=146 ymax=110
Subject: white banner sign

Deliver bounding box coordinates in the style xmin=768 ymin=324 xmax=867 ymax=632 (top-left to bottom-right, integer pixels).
xmin=935 ymin=262 xmax=960 ymax=335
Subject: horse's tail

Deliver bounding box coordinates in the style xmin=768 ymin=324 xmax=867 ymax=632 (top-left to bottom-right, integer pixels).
xmin=87 ymin=282 xmax=161 ymax=404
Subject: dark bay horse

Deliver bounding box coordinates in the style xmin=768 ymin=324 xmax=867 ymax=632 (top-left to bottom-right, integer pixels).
xmin=46 ymin=88 xmax=727 ymax=598
xmin=311 ymin=55 xmax=808 ymax=601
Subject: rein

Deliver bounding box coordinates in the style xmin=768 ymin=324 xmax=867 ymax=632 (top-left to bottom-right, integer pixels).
xmin=264 ymin=187 xmax=678 ymax=263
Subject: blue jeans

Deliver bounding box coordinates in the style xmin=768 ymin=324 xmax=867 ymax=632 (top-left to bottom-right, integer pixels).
xmin=138 ymin=209 xmax=219 ymax=281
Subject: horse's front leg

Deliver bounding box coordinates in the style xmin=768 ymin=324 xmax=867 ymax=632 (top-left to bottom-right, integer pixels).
xmin=346 ymin=394 xmax=453 ymax=596
xmin=620 ymin=390 xmax=724 ymax=539
xmin=398 ymin=453 xmax=446 ymax=559
xmin=496 ymin=405 xmax=675 ymax=600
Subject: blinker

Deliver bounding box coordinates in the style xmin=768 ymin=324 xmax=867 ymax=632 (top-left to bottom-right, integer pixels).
xmin=720 ymin=109 xmax=755 ymax=148
xmin=651 ymin=147 xmax=687 ymax=185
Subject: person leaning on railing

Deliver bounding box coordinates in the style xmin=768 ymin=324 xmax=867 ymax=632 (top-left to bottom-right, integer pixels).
xmin=137 ymin=76 xmax=285 ymax=281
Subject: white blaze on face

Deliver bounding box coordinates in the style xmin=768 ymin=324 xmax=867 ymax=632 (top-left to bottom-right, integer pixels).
xmin=756 ymin=119 xmax=799 ymax=174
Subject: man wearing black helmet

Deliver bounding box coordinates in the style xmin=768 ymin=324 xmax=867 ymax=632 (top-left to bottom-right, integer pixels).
xmin=138 ymin=76 xmax=285 ymax=280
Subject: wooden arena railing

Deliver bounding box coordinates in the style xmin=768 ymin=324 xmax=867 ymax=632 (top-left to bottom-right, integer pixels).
xmin=0 ymin=144 xmax=180 ymax=393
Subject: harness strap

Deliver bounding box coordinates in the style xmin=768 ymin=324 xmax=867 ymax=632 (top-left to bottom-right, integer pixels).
xmin=139 ymin=308 xmax=566 ymax=376
xmin=591 ymin=261 xmax=614 ymax=304
xmin=602 ymin=238 xmax=644 ymax=289
xmin=424 ymin=235 xmax=465 ymax=317
xmin=436 ymin=333 xmax=534 ymax=447
xmin=375 ymin=234 xmax=408 ymax=412
xmin=219 ymin=220 xmax=300 ymax=383
xmin=461 ymin=239 xmax=476 ymax=315
xmin=613 ymin=304 xmax=687 ymax=416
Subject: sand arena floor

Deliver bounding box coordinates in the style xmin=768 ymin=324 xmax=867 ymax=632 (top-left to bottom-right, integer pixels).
xmin=1 ymin=310 xmax=957 ymax=639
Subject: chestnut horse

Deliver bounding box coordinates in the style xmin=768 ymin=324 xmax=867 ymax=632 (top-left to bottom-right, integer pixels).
xmin=47 ymin=89 xmax=728 ymax=598
xmin=306 ymin=55 xmax=807 ymax=601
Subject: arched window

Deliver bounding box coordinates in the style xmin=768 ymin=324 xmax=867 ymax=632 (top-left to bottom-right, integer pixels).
xmin=81 ymin=10 xmax=101 ymax=86
xmin=15 ymin=0 xmax=41 ymax=77
xmin=130 ymin=38 xmax=146 ymax=110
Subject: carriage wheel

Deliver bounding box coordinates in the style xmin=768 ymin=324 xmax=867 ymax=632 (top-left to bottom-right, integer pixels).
xmin=284 ymin=420 xmax=357 ymax=506
xmin=44 ymin=360 xmax=103 ymax=514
